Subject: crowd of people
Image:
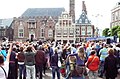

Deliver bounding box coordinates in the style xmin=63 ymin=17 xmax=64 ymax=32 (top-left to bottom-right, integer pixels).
xmin=0 ymin=38 xmax=120 ymax=79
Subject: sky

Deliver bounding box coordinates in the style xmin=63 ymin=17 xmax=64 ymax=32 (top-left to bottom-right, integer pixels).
xmin=0 ymin=0 xmax=119 ymax=30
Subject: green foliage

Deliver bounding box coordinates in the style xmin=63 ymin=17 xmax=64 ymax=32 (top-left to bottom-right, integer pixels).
xmin=102 ymin=28 xmax=110 ymax=37
xmin=111 ymin=26 xmax=119 ymax=36
xmin=102 ymin=26 xmax=120 ymax=39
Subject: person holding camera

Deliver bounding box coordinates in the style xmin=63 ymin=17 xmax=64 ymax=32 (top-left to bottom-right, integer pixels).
xmin=24 ymin=44 xmax=36 ymax=79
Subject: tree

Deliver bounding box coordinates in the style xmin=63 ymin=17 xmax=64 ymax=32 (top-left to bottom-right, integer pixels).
xmin=102 ymin=28 xmax=110 ymax=37
xmin=110 ymin=26 xmax=119 ymax=36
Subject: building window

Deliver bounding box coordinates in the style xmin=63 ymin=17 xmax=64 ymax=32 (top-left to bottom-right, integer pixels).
xmin=69 ymin=28 xmax=74 ymax=36
xmin=48 ymin=29 xmax=53 ymax=37
xmin=56 ymin=28 xmax=61 ymax=36
xmin=87 ymin=27 xmax=92 ymax=35
xmin=81 ymin=27 xmax=85 ymax=35
xmin=28 ymin=22 xmax=36 ymax=28
xmin=76 ymin=28 xmax=80 ymax=35
xmin=63 ymin=28 xmax=68 ymax=36
xmin=85 ymin=19 xmax=88 ymax=23
xmin=20 ymin=21 xmax=23 ymax=26
xmin=79 ymin=19 xmax=82 ymax=23
xmin=40 ymin=28 xmax=45 ymax=37
xmin=0 ymin=31 xmax=5 ymax=36
xmin=18 ymin=28 xmax=24 ymax=38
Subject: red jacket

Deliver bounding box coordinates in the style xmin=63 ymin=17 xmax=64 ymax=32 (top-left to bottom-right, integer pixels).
xmin=87 ymin=55 xmax=100 ymax=71
xmin=35 ymin=50 xmax=45 ymax=65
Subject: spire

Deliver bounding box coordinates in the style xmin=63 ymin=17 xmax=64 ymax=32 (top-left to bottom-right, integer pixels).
xmin=82 ymin=1 xmax=87 ymax=15
xmin=69 ymin=0 xmax=75 ymax=23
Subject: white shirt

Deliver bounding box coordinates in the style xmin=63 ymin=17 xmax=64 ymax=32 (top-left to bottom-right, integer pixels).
xmin=0 ymin=61 xmax=9 ymax=79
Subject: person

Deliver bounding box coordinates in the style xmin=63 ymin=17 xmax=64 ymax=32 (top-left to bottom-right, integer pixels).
xmin=8 ymin=46 xmax=17 ymax=79
xmin=86 ymin=50 xmax=100 ymax=79
xmin=24 ymin=45 xmax=36 ymax=79
xmin=35 ymin=45 xmax=46 ymax=79
xmin=0 ymin=43 xmax=12 ymax=79
xmin=66 ymin=46 xmax=88 ymax=79
xmin=0 ymin=46 xmax=7 ymax=61
xmin=104 ymin=48 xmax=118 ymax=79
xmin=17 ymin=46 xmax=26 ymax=79
xmin=98 ymin=44 xmax=108 ymax=78
xmin=51 ymin=48 xmax=61 ymax=79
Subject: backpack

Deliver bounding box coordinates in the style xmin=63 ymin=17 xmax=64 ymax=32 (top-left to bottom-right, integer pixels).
xmin=25 ymin=52 xmax=35 ymax=66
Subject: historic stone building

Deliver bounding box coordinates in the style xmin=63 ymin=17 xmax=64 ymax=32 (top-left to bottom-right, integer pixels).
xmin=111 ymin=2 xmax=120 ymax=28
xmin=12 ymin=0 xmax=94 ymax=42
xmin=13 ymin=8 xmax=65 ymax=42
xmin=55 ymin=11 xmax=76 ymax=44
xmin=75 ymin=1 xmax=94 ymax=42
xmin=0 ymin=18 xmax=13 ymax=41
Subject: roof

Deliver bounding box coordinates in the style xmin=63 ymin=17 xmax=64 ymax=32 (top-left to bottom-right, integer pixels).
xmin=76 ymin=11 xmax=91 ymax=24
xmin=0 ymin=18 xmax=13 ymax=28
xmin=21 ymin=8 xmax=65 ymax=17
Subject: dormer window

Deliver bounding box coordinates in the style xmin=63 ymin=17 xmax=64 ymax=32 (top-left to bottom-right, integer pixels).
xmin=85 ymin=19 xmax=88 ymax=23
xmin=79 ymin=19 xmax=82 ymax=23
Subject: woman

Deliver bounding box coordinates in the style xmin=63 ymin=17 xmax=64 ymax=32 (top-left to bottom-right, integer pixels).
xmin=104 ymin=48 xmax=118 ymax=79
xmin=86 ymin=50 xmax=100 ymax=79
xmin=66 ymin=46 xmax=88 ymax=79
xmin=17 ymin=47 xmax=26 ymax=79
xmin=0 ymin=43 xmax=12 ymax=79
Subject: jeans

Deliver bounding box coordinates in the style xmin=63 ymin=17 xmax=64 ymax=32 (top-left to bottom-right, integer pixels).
xmin=51 ymin=66 xmax=60 ymax=79
xmin=35 ymin=65 xmax=43 ymax=79
xmin=88 ymin=70 xmax=98 ymax=79
xmin=71 ymin=76 xmax=84 ymax=79
xmin=8 ymin=63 xmax=16 ymax=79
xmin=19 ymin=64 xmax=26 ymax=79
xmin=98 ymin=61 xmax=104 ymax=77
xmin=26 ymin=65 xmax=36 ymax=79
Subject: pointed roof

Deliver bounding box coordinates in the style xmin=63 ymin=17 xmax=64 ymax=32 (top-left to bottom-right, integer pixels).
xmin=21 ymin=8 xmax=65 ymax=17
xmin=0 ymin=18 xmax=13 ymax=28
xmin=76 ymin=11 xmax=91 ymax=24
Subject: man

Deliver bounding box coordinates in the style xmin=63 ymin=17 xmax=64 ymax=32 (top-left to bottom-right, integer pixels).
xmin=35 ymin=45 xmax=46 ymax=79
xmin=24 ymin=45 xmax=36 ymax=79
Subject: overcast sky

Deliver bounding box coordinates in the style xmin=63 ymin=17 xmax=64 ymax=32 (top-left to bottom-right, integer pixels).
xmin=0 ymin=0 xmax=119 ymax=29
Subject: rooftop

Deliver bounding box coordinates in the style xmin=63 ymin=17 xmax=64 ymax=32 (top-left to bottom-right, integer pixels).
xmin=21 ymin=8 xmax=65 ymax=17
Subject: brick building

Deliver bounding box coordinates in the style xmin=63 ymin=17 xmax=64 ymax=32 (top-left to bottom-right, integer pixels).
xmin=0 ymin=18 xmax=13 ymax=41
xmin=76 ymin=1 xmax=94 ymax=42
xmin=13 ymin=8 xmax=65 ymax=42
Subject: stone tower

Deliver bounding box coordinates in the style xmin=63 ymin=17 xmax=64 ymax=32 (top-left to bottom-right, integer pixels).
xmin=69 ymin=0 xmax=75 ymax=23
xmin=82 ymin=1 xmax=87 ymax=15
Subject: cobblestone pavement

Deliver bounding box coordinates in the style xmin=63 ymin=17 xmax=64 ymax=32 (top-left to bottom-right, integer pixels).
xmin=18 ymin=69 xmax=120 ymax=79
xmin=42 ymin=69 xmax=120 ymax=79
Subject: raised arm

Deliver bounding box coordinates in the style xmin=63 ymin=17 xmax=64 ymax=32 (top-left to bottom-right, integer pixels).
xmin=6 ymin=43 xmax=12 ymax=62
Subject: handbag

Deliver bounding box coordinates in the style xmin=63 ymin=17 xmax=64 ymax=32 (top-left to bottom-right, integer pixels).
xmin=86 ymin=56 xmax=96 ymax=68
